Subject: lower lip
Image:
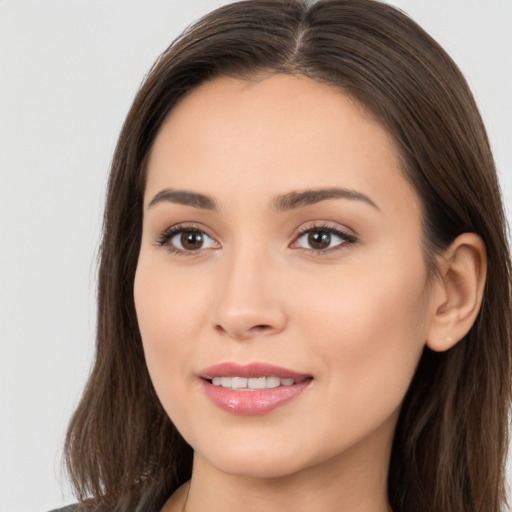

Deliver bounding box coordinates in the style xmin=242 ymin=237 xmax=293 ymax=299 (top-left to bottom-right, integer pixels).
xmin=201 ymin=379 xmax=311 ymax=415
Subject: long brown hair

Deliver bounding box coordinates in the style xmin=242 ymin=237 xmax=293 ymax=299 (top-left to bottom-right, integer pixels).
xmin=64 ymin=1 xmax=512 ymax=510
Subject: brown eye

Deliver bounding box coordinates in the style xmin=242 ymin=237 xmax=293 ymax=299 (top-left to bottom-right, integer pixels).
xmin=163 ymin=228 xmax=218 ymax=254
xmin=180 ymin=231 xmax=204 ymax=251
xmin=307 ymin=231 xmax=331 ymax=250
xmin=293 ymin=225 xmax=356 ymax=253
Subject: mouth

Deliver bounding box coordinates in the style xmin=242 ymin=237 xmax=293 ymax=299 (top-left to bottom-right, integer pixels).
xmin=207 ymin=375 xmax=303 ymax=390
xmin=199 ymin=362 xmax=313 ymax=415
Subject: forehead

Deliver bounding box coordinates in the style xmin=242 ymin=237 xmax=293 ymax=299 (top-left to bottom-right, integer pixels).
xmin=145 ymin=73 xmax=420 ymax=222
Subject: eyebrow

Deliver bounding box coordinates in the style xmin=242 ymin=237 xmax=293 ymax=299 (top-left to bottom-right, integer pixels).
xmin=148 ymin=188 xmax=218 ymax=210
xmin=147 ymin=186 xmax=379 ymax=212
xmin=272 ymin=188 xmax=379 ymax=212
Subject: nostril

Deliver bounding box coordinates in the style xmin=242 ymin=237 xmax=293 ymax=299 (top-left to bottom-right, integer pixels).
xmin=214 ymin=322 xmax=275 ymax=339
xmin=251 ymin=324 xmax=272 ymax=331
xmin=214 ymin=324 xmax=226 ymax=334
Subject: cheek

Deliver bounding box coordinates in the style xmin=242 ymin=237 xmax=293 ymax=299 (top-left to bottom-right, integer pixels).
xmin=325 ymin=275 xmax=428 ymax=364
xmin=133 ymin=258 xmax=211 ymax=405
xmin=290 ymin=253 xmax=430 ymax=431
xmin=134 ymin=254 xmax=212 ymax=339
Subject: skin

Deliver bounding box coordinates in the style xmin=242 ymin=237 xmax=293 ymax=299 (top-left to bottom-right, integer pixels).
xmin=134 ymin=74 xmax=484 ymax=512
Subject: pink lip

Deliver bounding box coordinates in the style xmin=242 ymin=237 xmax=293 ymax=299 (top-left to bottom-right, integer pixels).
xmin=199 ymin=362 xmax=312 ymax=416
xmin=200 ymin=362 xmax=310 ymax=380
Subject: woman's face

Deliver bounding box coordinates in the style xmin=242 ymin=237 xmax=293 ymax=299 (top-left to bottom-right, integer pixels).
xmin=134 ymin=74 xmax=435 ymax=479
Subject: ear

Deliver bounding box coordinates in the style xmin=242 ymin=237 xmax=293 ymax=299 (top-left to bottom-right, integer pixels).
xmin=426 ymin=233 xmax=487 ymax=352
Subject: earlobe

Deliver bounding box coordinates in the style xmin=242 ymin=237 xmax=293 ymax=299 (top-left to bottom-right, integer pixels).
xmin=426 ymin=233 xmax=487 ymax=352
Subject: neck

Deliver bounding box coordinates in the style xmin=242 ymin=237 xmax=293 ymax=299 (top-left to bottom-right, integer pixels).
xmin=175 ymin=415 xmax=395 ymax=512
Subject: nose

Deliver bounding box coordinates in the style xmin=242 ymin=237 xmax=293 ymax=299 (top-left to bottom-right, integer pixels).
xmin=212 ymin=247 xmax=287 ymax=341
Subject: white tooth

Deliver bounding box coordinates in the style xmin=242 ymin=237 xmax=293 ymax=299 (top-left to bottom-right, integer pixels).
xmin=266 ymin=376 xmax=281 ymax=388
xmin=212 ymin=377 xmax=222 ymax=386
xmin=280 ymin=378 xmax=295 ymax=386
xmin=221 ymin=377 xmax=232 ymax=388
xmin=248 ymin=377 xmax=266 ymax=389
xmin=231 ymin=377 xmax=248 ymax=389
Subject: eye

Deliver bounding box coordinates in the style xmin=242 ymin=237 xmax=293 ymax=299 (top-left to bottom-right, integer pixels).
xmin=171 ymin=230 xmax=217 ymax=251
xmin=292 ymin=224 xmax=357 ymax=252
xmin=156 ymin=225 xmax=219 ymax=255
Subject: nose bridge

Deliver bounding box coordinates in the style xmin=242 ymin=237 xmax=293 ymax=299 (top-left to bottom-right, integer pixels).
xmin=212 ymin=236 xmax=286 ymax=339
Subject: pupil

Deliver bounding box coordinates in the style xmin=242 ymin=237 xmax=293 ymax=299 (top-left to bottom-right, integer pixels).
xmin=181 ymin=231 xmax=203 ymax=250
xmin=308 ymin=231 xmax=330 ymax=249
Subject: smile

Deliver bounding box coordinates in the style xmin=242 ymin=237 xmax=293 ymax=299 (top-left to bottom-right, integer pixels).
xmin=199 ymin=363 xmax=313 ymax=415
xmin=210 ymin=376 xmax=296 ymax=390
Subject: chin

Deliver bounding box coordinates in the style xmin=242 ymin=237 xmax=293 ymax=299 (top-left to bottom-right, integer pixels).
xmin=205 ymin=450 xmax=309 ymax=479
xmin=191 ymin=430 xmax=332 ymax=480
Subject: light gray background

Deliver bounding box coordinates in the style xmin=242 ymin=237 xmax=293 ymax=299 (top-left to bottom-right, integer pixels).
xmin=1 ymin=1 xmax=511 ymax=511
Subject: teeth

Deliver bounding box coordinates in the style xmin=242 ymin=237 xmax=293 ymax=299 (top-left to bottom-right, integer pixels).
xmin=231 ymin=377 xmax=247 ymax=389
xmin=266 ymin=376 xmax=281 ymax=388
xmin=248 ymin=377 xmax=266 ymax=389
xmin=210 ymin=376 xmax=297 ymax=390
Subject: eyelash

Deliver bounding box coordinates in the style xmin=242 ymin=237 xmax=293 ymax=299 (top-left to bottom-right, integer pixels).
xmin=155 ymin=223 xmax=217 ymax=256
xmin=155 ymin=222 xmax=357 ymax=256
xmin=293 ymin=223 xmax=357 ymax=253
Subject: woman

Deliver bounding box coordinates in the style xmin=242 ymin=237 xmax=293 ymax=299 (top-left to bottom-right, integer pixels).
xmin=57 ymin=0 xmax=511 ymax=511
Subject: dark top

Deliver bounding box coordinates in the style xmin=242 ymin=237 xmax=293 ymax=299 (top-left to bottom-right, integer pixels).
xmin=48 ymin=506 xmax=79 ymax=512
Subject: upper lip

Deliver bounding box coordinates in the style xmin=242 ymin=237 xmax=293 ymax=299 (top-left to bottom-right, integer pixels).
xmin=199 ymin=362 xmax=312 ymax=381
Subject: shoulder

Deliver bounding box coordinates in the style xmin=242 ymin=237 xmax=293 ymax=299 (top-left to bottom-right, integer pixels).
xmin=47 ymin=505 xmax=80 ymax=512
